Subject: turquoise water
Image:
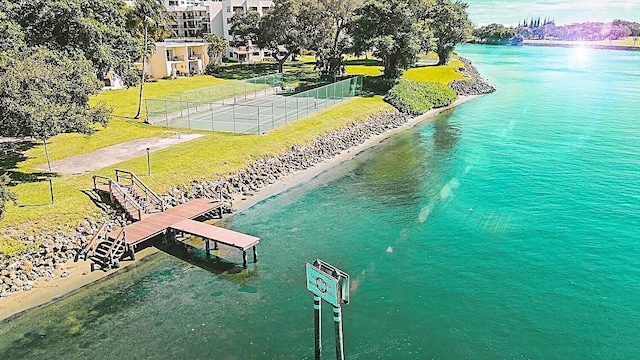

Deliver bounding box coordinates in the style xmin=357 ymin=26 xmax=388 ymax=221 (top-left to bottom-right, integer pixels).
xmin=1 ymin=44 xmax=640 ymax=358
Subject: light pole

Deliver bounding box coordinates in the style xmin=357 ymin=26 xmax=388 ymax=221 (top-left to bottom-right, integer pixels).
xmin=146 ymin=147 xmax=151 ymax=176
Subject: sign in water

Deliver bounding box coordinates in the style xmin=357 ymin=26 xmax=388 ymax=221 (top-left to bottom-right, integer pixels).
xmin=306 ymin=263 xmax=340 ymax=306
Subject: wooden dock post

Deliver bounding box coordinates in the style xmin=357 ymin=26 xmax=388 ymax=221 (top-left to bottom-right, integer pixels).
xmin=333 ymin=306 xmax=345 ymax=360
xmin=252 ymin=245 xmax=258 ymax=263
xmin=205 ymin=239 xmax=210 ymax=260
xmin=242 ymin=251 xmax=248 ymax=268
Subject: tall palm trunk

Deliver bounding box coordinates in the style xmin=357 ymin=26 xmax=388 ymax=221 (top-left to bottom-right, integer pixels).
xmin=134 ymin=26 xmax=148 ymax=120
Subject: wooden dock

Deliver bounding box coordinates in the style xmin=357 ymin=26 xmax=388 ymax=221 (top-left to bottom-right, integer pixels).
xmin=90 ymin=170 xmax=259 ymax=269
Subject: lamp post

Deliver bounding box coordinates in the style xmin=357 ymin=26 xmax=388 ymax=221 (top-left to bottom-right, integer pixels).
xmin=146 ymin=147 xmax=151 ymax=176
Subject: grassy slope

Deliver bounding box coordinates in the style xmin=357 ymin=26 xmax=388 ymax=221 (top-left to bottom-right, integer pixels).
xmin=402 ymin=59 xmax=466 ymax=83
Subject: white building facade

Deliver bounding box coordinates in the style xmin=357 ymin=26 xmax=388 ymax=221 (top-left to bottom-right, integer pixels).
xmin=164 ymin=0 xmax=274 ymax=62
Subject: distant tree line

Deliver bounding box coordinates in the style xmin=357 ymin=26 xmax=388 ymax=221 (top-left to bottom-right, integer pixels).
xmin=228 ymin=0 xmax=474 ymax=79
xmin=515 ymin=18 xmax=640 ymax=42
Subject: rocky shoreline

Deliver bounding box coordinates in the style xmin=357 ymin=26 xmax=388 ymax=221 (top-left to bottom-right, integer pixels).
xmin=0 ymin=59 xmax=495 ymax=299
xmin=450 ymin=57 xmax=497 ymax=96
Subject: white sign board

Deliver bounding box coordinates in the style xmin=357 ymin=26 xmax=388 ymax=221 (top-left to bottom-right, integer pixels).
xmin=306 ymin=262 xmax=340 ymax=307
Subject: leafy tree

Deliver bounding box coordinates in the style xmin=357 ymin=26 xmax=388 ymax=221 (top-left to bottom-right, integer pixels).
xmin=0 ymin=49 xmax=111 ymax=203
xmin=228 ymin=10 xmax=261 ymax=48
xmin=127 ymin=0 xmax=174 ymax=119
xmin=256 ymin=0 xmax=301 ymax=73
xmin=473 ymin=23 xmax=517 ymax=44
xmin=16 ymin=0 xmax=140 ymax=81
xmin=0 ymin=173 xmax=16 ymax=219
xmin=203 ymin=34 xmax=228 ymax=66
xmin=0 ymin=0 xmax=24 ymax=67
xmin=428 ymin=0 xmax=472 ymax=65
xmin=299 ymin=0 xmax=360 ymax=79
xmin=351 ymin=0 xmax=432 ymax=78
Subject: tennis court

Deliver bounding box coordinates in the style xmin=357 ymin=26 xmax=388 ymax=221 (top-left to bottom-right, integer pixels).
xmin=145 ymin=76 xmax=363 ymax=134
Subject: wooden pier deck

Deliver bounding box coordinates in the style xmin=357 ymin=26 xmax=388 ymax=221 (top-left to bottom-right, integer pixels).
xmin=108 ymin=198 xmax=224 ymax=246
xmin=106 ymin=197 xmax=260 ymax=268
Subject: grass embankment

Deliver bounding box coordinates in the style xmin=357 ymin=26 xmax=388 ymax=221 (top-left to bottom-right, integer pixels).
xmin=1 ymin=54 xmax=467 ymax=254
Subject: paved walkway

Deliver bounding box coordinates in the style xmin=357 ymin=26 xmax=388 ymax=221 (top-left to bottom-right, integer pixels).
xmin=35 ymin=133 xmax=203 ymax=175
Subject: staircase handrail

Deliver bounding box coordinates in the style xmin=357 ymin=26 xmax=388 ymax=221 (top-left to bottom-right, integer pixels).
xmin=81 ymin=222 xmax=108 ymax=260
xmin=115 ymin=169 xmax=165 ymax=212
xmin=109 ymin=178 xmax=144 ymax=221
xmin=105 ymin=229 xmax=126 ymax=266
xmin=94 ymin=174 xmax=144 ymax=220
xmin=93 ymin=174 xmax=111 ymax=190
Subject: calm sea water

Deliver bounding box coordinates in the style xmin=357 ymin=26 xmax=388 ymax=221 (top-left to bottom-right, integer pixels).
xmin=1 ymin=44 xmax=639 ymax=359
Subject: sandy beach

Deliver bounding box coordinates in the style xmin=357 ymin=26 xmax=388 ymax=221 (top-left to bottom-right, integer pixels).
xmin=0 ymin=95 xmax=479 ymax=321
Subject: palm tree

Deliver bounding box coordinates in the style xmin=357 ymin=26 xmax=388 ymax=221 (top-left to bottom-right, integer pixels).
xmin=127 ymin=0 xmax=174 ymax=120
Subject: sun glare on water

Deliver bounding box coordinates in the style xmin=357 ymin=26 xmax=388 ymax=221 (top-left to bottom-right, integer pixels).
xmin=568 ymin=45 xmax=591 ymax=69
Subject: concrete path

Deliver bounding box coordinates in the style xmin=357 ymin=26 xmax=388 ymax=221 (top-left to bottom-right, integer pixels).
xmin=35 ymin=133 xmax=203 ymax=175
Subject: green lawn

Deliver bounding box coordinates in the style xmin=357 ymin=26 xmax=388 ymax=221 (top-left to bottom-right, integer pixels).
xmin=402 ymin=59 xmax=467 ymax=84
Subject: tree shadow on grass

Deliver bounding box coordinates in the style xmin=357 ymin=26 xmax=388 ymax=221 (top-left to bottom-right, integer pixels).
xmin=0 ymin=139 xmax=60 ymax=185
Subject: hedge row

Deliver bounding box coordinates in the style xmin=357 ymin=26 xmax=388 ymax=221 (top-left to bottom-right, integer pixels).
xmin=384 ymin=80 xmax=457 ymax=116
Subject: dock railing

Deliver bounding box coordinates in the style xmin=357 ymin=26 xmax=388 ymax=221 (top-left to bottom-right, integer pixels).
xmin=115 ymin=169 xmax=166 ymax=212
xmin=78 ymin=222 xmax=108 ymax=261
xmin=105 ymin=229 xmax=126 ymax=268
xmin=93 ymin=175 xmax=145 ymax=221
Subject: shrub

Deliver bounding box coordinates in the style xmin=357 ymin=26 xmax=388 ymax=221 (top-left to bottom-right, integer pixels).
xmin=384 ymin=80 xmax=457 ymax=115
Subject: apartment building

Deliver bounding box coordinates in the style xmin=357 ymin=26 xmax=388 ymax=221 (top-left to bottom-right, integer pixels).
xmin=131 ymin=0 xmax=272 ymax=82
xmin=165 ymin=0 xmax=274 ymax=62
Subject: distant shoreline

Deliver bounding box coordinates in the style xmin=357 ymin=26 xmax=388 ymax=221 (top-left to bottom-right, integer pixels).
xmin=522 ymin=39 xmax=640 ymax=52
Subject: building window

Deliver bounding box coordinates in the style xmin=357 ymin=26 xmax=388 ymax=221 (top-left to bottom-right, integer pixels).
xmin=262 ymin=7 xmax=270 ymax=13
xmin=252 ymin=51 xmax=260 ymax=56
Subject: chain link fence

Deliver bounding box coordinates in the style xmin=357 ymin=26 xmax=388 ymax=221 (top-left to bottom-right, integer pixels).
xmin=145 ymin=76 xmax=363 ymax=135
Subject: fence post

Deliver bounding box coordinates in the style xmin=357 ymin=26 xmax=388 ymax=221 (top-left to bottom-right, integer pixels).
xmin=165 ymin=100 xmax=169 ymax=128
xmin=187 ymin=101 xmax=191 ymax=129
xmin=210 ymin=105 xmax=215 ymax=131
xmin=232 ymin=105 xmax=236 ymax=133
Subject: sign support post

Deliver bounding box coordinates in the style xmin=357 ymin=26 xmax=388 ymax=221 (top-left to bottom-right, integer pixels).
xmin=314 ymin=295 xmax=322 ymax=360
